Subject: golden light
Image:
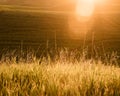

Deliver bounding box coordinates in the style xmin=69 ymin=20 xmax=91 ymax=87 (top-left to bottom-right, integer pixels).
xmin=68 ymin=0 xmax=109 ymax=38
xmin=75 ymin=0 xmax=108 ymax=21
xmin=76 ymin=0 xmax=95 ymax=19
xmin=69 ymin=0 xmax=95 ymax=37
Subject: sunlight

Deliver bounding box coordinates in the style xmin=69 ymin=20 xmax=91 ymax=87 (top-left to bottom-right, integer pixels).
xmin=68 ymin=0 xmax=95 ymax=37
xmin=68 ymin=0 xmax=109 ymax=39
xmin=75 ymin=0 xmax=108 ymax=21
xmin=76 ymin=0 xmax=95 ymax=18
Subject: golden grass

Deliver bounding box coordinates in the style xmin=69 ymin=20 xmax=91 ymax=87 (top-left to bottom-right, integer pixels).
xmin=0 ymin=60 xmax=120 ymax=96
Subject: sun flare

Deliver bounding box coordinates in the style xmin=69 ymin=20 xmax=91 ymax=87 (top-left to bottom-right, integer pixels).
xmin=76 ymin=0 xmax=95 ymax=19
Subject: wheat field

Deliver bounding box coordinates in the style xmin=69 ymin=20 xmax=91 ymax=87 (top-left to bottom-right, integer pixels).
xmin=0 ymin=4 xmax=120 ymax=96
xmin=0 ymin=59 xmax=120 ymax=96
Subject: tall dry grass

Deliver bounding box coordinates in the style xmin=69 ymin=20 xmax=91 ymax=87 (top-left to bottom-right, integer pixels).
xmin=0 ymin=61 xmax=120 ymax=96
xmin=0 ymin=48 xmax=120 ymax=96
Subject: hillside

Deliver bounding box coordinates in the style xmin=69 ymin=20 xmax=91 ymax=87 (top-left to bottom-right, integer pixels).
xmin=0 ymin=5 xmax=120 ymax=55
xmin=0 ymin=0 xmax=75 ymax=12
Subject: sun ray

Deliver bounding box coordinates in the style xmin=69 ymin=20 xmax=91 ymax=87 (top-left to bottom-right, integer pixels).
xmin=76 ymin=0 xmax=95 ymax=20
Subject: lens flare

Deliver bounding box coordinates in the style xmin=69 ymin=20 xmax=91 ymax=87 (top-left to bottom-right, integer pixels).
xmin=68 ymin=0 xmax=108 ymax=38
xmin=76 ymin=0 xmax=95 ymax=21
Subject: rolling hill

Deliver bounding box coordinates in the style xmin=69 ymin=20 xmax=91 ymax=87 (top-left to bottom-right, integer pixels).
xmin=0 ymin=4 xmax=120 ymax=55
